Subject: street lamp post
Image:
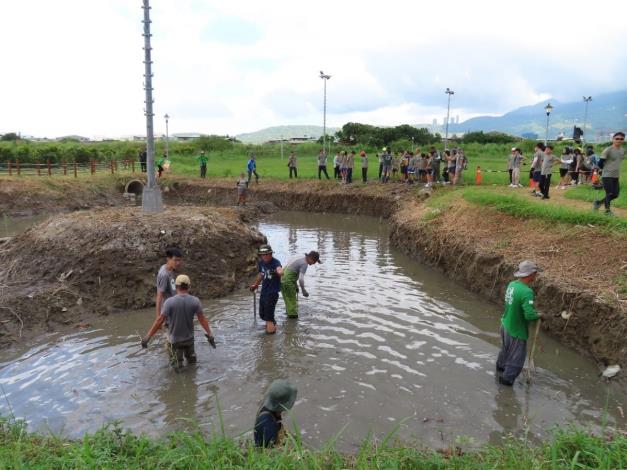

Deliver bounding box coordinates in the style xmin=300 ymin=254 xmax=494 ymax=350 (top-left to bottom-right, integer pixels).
xmin=141 ymin=0 xmax=163 ymax=213
xmin=582 ymin=96 xmax=592 ymax=145
xmin=320 ymin=71 xmax=331 ymax=156
xmin=164 ymin=113 xmax=170 ymax=159
xmin=444 ymin=88 xmax=454 ymax=150
xmin=544 ymin=102 xmax=553 ymax=146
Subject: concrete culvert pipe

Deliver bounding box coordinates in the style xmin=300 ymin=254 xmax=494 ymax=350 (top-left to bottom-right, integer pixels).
xmin=124 ymin=180 xmax=144 ymax=196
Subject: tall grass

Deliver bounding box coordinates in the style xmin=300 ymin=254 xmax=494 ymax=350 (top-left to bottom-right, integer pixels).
xmin=0 ymin=417 xmax=625 ymax=469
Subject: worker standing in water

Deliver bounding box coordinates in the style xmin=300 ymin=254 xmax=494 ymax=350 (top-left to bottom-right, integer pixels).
xmin=280 ymin=251 xmax=321 ymax=318
xmin=250 ymin=245 xmax=283 ymax=334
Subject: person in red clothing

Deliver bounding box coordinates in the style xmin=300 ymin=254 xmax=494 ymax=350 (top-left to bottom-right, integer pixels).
xmin=496 ymin=260 xmax=543 ymax=386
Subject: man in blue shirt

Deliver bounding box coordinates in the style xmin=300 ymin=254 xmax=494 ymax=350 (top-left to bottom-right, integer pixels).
xmin=247 ymin=153 xmax=259 ymax=184
xmin=250 ymin=244 xmax=283 ymax=334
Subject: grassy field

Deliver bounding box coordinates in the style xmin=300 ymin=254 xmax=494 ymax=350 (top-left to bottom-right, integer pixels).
xmin=1 ymin=418 xmax=625 ymax=469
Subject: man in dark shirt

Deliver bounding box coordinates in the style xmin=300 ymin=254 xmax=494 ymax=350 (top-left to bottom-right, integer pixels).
xmin=254 ymin=379 xmax=297 ymax=448
xmin=250 ymin=245 xmax=283 ymax=334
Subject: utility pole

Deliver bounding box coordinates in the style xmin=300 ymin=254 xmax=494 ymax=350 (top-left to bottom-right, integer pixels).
xmin=444 ymin=88 xmax=454 ymax=150
xmin=320 ymin=71 xmax=331 ymax=156
xmin=164 ymin=113 xmax=170 ymax=159
xmin=141 ymin=0 xmax=163 ymax=213
xmin=582 ymin=96 xmax=592 ymax=145
xmin=280 ymin=135 xmax=284 ymax=160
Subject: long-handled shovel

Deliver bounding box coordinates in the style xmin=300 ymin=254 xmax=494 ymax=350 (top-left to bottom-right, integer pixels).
xmin=526 ymin=319 xmax=542 ymax=384
xmin=252 ymin=289 xmax=257 ymax=322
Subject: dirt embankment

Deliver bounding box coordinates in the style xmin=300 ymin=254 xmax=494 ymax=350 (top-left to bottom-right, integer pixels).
xmin=0 ymin=206 xmax=265 ymax=347
xmin=389 ymin=199 xmax=627 ymax=366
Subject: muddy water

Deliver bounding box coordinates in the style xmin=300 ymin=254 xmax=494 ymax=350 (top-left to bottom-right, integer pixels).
xmin=0 ymin=211 xmax=624 ymax=449
xmin=1 ymin=214 xmax=50 ymax=237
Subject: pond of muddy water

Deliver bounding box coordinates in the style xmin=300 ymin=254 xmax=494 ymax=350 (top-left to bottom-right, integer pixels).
xmin=0 ymin=211 xmax=624 ymax=449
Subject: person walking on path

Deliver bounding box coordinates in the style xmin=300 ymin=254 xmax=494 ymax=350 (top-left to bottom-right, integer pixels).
xmin=141 ymin=274 xmax=216 ymax=370
xmin=510 ymin=148 xmax=525 ymax=188
xmin=280 ymin=251 xmax=321 ymax=318
xmin=346 ymin=150 xmax=355 ymax=184
xmin=197 ymin=151 xmax=208 ymax=178
xmin=531 ymin=143 xmax=545 ymax=195
xmin=496 ymin=260 xmax=542 ymax=386
xmin=156 ymin=247 xmax=182 ymax=320
xmin=360 ymin=150 xmax=368 ymax=183
xmin=247 ymin=154 xmax=259 ymax=184
xmin=507 ymin=148 xmax=515 ymax=185
xmin=139 ymin=148 xmax=147 ymax=173
xmin=317 ymin=150 xmax=329 ymax=179
xmin=539 ymin=144 xmax=558 ymax=199
xmin=249 ymin=245 xmax=283 ymax=334
xmin=593 ymin=131 xmax=625 ymax=216
xmin=254 ymin=379 xmax=298 ymax=448
xmin=288 ymin=151 xmax=297 ymax=179
xmin=236 ymin=172 xmax=248 ymax=206
xmin=333 ymin=152 xmax=341 ymax=180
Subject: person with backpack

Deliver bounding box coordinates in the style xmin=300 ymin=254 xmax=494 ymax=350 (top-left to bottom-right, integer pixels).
xmin=254 ymin=379 xmax=298 ymax=447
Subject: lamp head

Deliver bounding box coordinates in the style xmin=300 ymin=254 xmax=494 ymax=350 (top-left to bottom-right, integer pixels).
xmin=545 ymin=103 xmax=553 ymax=114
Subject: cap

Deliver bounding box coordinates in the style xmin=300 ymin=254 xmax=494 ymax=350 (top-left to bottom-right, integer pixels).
xmin=175 ymin=274 xmax=191 ymax=286
xmin=305 ymin=250 xmax=322 ymax=264
xmin=514 ymin=260 xmax=542 ymax=278
xmin=257 ymin=244 xmax=273 ymax=255
xmin=511 ymin=147 xmax=517 ymax=151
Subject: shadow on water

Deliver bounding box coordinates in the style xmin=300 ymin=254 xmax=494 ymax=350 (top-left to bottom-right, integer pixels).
xmin=0 ymin=210 xmax=624 ymax=449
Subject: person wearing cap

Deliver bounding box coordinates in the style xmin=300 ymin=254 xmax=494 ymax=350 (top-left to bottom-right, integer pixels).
xmin=593 ymin=131 xmax=624 ymax=216
xmin=142 ymin=274 xmax=216 ymax=369
xmin=254 ymin=379 xmax=297 ymax=448
xmin=496 ymin=260 xmax=542 ymax=386
xmin=280 ymin=251 xmax=321 ymax=318
xmin=155 ymin=247 xmax=182 ymax=320
xmin=250 ymin=244 xmax=283 ymax=334
xmin=247 ymin=153 xmax=259 ymax=184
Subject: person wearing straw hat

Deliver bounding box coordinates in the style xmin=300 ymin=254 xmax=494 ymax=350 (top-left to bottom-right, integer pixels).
xmin=250 ymin=244 xmax=283 ymax=334
xmin=142 ymin=274 xmax=216 ymax=370
xmin=280 ymin=251 xmax=322 ymax=318
xmin=254 ymin=379 xmax=298 ymax=448
xmin=496 ymin=260 xmax=542 ymax=386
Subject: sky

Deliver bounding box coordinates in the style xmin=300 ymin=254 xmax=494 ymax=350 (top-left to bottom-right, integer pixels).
xmin=1 ymin=0 xmax=625 ymax=138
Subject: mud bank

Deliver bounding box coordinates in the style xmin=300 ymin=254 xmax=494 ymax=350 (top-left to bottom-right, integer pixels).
xmin=389 ymin=199 xmax=627 ymax=366
xmin=0 ymin=206 xmax=265 ymax=347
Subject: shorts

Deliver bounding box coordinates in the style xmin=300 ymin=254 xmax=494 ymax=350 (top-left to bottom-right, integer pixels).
xmin=559 ymin=168 xmax=568 ymax=177
xmin=237 ymin=187 xmax=247 ymax=196
xmin=382 ymin=165 xmax=392 ymax=173
xmin=532 ymin=170 xmax=541 ymax=183
xmin=448 ymin=166 xmax=456 ymax=174
xmin=259 ymin=292 xmax=279 ymax=324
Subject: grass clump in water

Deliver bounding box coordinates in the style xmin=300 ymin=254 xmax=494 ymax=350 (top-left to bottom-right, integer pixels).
xmin=1 ymin=417 xmax=626 ymax=469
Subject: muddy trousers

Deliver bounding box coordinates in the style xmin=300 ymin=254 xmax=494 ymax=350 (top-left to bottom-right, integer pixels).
xmin=496 ymin=327 xmax=527 ymax=385
xmin=596 ymin=177 xmax=620 ymax=210
xmin=280 ymin=269 xmax=299 ymax=317
xmin=166 ymin=339 xmax=197 ymax=369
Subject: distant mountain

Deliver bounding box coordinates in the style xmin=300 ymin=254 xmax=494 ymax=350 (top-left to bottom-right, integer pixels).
xmin=236 ymin=125 xmax=338 ymax=144
xmin=446 ymin=90 xmax=627 ymax=141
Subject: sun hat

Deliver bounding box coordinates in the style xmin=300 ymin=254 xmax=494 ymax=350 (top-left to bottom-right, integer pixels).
xmin=175 ymin=274 xmax=191 ymax=286
xmin=305 ymin=250 xmax=322 ymax=264
xmin=257 ymin=244 xmax=273 ymax=255
xmin=262 ymin=379 xmax=297 ymax=412
xmin=514 ymin=260 xmax=542 ymax=278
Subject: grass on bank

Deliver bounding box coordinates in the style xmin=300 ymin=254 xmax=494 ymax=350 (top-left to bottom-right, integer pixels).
xmin=0 ymin=418 xmax=626 ymax=469
xmin=565 ymin=183 xmax=627 ymax=209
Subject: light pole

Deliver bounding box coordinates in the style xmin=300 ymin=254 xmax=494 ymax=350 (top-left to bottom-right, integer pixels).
xmin=544 ymin=102 xmax=553 ymax=146
xmin=164 ymin=113 xmax=170 ymax=159
xmin=582 ymin=96 xmax=592 ymax=145
xmin=444 ymin=88 xmax=454 ymax=150
xmin=320 ymin=71 xmax=331 ymax=156
xmin=141 ymin=0 xmax=163 ymax=213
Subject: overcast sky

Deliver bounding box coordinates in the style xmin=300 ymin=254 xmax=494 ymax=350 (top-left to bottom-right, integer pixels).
xmin=1 ymin=0 xmax=625 ymax=138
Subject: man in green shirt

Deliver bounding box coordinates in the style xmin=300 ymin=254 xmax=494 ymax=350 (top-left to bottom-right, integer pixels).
xmin=593 ymin=132 xmax=624 ymax=215
xmin=197 ymin=151 xmax=208 ymax=178
xmin=496 ymin=260 xmax=542 ymax=386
